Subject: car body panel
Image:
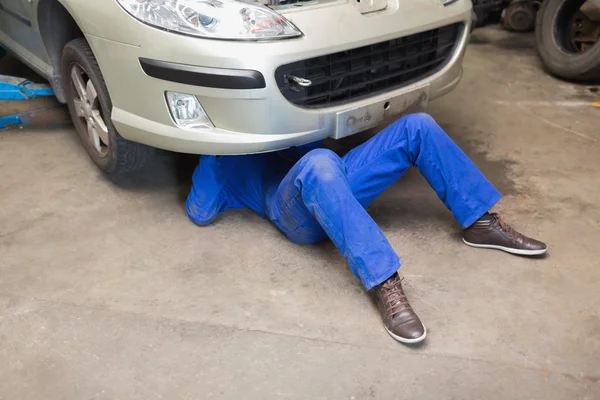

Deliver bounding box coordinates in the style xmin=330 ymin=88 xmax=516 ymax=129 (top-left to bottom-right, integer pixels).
xmin=1 ymin=0 xmax=472 ymax=154
xmin=0 ymin=0 xmax=49 ymax=75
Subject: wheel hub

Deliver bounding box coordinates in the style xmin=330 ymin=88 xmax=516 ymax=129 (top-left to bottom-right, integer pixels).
xmin=70 ymin=64 xmax=110 ymax=157
xmin=504 ymin=3 xmax=536 ymax=32
xmin=571 ymin=10 xmax=600 ymax=53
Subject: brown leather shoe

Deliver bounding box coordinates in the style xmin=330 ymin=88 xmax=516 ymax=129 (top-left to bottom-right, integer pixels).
xmin=463 ymin=213 xmax=547 ymax=256
xmin=374 ymin=273 xmax=426 ymax=344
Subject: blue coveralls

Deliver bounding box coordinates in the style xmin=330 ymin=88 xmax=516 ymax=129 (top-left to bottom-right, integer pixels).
xmin=186 ymin=113 xmax=502 ymax=290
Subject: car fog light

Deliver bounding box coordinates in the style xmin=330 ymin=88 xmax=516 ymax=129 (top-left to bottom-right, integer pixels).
xmin=166 ymin=92 xmax=214 ymax=129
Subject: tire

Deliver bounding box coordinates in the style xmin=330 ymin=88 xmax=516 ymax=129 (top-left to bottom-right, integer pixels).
xmin=503 ymin=2 xmax=537 ymax=32
xmin=535 ymin=0 xmax=600 ymax=81
xmin=61 ymin=38 xmax=154 ymax=174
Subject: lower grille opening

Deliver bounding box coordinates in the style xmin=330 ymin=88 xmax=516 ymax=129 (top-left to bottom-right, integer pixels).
xmin=275 ymin=23 xmax=463 ymax=108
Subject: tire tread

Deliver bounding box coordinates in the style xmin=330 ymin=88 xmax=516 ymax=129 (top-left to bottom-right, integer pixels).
xmin=62 ymin=38 xmax=154 ymax=174
xmin=535 ymin=0 xmax=600 ymax=82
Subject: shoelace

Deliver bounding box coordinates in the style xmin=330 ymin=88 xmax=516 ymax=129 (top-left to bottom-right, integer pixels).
xmin=380 ymin=275 xmax=412 ymax=319
xmin=491 ymin=213 xmax=523 ymax=243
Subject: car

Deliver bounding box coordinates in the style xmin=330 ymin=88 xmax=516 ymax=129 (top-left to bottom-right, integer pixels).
xmin=0 ymin=0 xmax=472 ymax=174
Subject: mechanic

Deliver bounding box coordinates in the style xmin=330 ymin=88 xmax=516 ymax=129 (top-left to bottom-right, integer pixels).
xmin=185 ymin=113 xmax=547 ymax=344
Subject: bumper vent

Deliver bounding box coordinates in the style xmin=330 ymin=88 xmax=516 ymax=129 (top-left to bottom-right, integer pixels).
xmin=275 ymin=23 xmax=462 ymax=108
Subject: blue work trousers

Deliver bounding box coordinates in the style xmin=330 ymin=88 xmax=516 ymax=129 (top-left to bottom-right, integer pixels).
xmin=186 ymin=113 xmax=502 ymax=290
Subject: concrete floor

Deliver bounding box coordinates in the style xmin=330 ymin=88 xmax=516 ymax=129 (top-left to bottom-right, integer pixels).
xmin=1 ymin=26 xmax=599 ymax=399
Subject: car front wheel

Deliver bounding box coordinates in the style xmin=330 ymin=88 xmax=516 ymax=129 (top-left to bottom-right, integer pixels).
xmin=61 ymin=38 xmax=154 ymax=174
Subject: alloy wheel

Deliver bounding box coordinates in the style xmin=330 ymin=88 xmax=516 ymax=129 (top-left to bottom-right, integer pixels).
xmin=70 ymin=64 xmax=109 ymax=157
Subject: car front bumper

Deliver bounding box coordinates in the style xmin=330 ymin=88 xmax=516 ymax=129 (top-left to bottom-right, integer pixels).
xmin=85 ymin=0 xmax=472 ymax=155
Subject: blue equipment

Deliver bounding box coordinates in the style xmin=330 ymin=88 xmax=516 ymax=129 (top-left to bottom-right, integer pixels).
xmin=0 ymin=48 xmax=56 ymax=129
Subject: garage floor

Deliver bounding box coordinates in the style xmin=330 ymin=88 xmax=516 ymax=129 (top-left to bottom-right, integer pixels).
xmin=1 ymin=26 xmax=599 ymax=399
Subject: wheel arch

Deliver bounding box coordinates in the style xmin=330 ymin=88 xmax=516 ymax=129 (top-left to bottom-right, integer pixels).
xmin=37 ymin=0 xmax=84 ymax=103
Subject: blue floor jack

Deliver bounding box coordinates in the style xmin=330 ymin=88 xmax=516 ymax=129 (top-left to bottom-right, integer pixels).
xmin=0 ymin=47 xmax=56 ymax=129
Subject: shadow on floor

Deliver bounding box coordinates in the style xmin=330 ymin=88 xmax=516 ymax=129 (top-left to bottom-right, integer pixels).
xmin=469 ymin=25 xmax=537 ymax=52
xmin=107 ymin=151 xmax=199 ymax=204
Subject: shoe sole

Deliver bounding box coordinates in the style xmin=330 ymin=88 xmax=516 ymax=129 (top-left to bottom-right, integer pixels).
xmin=462 ymin=238 xmax=547 ymax=256
xmin=385 ymin=325 xmax=427 ymax=344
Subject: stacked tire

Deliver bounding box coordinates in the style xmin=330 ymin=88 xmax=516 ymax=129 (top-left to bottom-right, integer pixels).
xmin=536 ymin=0 xmax=600 ymax=81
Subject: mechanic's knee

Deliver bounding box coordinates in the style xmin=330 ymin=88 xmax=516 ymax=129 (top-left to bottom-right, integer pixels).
xmin=400 ymin=112 xmax=442 ymax=142
xmin=300 ymin=149 xmax=346 ymax=182
xmin=401 ymin=112 xmax=436 ymax=129
xmin=383 ymin=112 xmax=435 ymax=139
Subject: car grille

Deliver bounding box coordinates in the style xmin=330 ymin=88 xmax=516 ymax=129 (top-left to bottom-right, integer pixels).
xmin=275 ymin=23 xmax=462 ymax=108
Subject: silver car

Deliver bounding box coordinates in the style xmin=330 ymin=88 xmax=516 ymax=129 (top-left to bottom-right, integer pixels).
xmin=0 ymin=0 xmax=472 ymax=173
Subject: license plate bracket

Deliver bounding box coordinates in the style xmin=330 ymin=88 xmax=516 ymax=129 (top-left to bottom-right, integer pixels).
xmin=332 ymin=85 xmax=430 ymax=140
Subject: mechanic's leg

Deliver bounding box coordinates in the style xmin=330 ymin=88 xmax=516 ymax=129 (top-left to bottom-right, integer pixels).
xmin=268 ymin=149 xmax=400 ymax=291
xmin=268 ymin=148 xmax=427 ymax=343
xmin=342 ymin=113 xmax=502 ymax=228
xmin=342 ymin=113 xmax=546 ymax=255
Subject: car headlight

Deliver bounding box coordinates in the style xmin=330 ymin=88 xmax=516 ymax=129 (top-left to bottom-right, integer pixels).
xmin=116 ymin=0 xmax=302 ymax=40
